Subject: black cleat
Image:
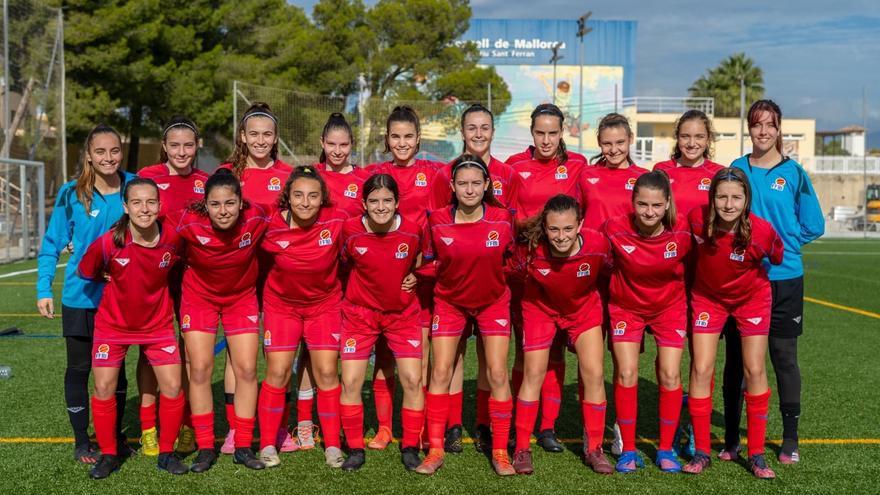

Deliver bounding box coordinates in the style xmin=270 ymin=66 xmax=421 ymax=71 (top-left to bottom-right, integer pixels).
xmin=89 ymin=454 xmax=120 ymax=480
xmin=157 ymin=452 xmax=189 ymax=475
xmin=401 ymin=446 xmax=421 ymax=471
xmin=474 ymin=424 xmax=492 ymax=454
xmin=342 ymin=448 xmax=366 ymax=472
xmin=189 ymin=448 xmax=217 ymax=473
xmin=536 ymin=429 xmax=564 ymax=453
xmin=444 ymin=425 xmax=463 ymax=454
xmin=233 ymin=447 xmax=265 ymax=470
xmin=74 ymin=442 xmax=99 ymax=464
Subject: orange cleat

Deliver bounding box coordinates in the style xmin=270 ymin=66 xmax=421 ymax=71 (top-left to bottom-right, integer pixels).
xmin=367 ymin=426 xmax=393 ymax=450
xmin=492 ymin=449 xmax=516 ymax=476
xmin=414 ymin=448 xmax=445 ymax=475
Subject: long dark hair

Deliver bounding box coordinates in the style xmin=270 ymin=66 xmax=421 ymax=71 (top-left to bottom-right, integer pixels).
xmin=188 ymin=168 xmax=247 ymax=216
xmin=520 ymin=194 xmax=582 ymax=250
xmin=278 ymin=165 xmax=331 ymax=211
xmin=449 ymin=154 xmax=503 ymax=209
xmin=159 ymin=115 xmax=200 ymax=169
xmin=706 ymin=167 xmax=752 ymax=248
xmin=110 ymin=177 xmax=160 ymax=248
xmin=228 ymin=102 xmax=279 ymax=178
xmin=632 ymin=170 xmax=676 ymax=230
xmin=384 ymin=106 xmax=420 ymax=154
xmin=76 ymin=123 xmax=123 ymax=213
xmin=590 ymin=113 xmax=635 ymax=166
xmin=319 ymin=112 xmax=353 ymax=164
xmin=530 ymin=103 xmax=568 ymax=165
xmin=747 ymin=99 xmax=783 ymax=154
xmin=672 ymin=110 xmax=715 ymax=160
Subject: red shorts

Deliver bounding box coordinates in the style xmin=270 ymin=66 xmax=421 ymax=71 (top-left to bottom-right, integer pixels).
xmin=340 ymin=300 xmax=422 ymax=361
xmin=92 ymin=335 xmax=181 ymax=368
xmin=417 ymin=281 xmax=434 ymax=329
xmin=690 ymin=290 xmax=771 ymax=337
xmin=180 ymin=289 xmax=260 ymax=336
xmin=262 ymin=294 xmax=343 ymax=352
xmin=521 ymin=297 xmax=603 ymax=352
xmin=608 ymin=302 xmax=687 ymax=349
xmin=431 ymin=289 xmax=511 ymax=338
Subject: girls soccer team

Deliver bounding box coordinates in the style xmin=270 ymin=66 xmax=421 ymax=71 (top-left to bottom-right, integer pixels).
xmin=37 ymin=99 xmax=824 ymax=481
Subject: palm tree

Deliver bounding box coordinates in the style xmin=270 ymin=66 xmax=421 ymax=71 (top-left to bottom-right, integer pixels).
xmin=689 ymin=53 xmax=764 ymax=117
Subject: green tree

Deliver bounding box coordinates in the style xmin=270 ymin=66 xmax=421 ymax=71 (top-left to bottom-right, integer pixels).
xmin=689 ymin=53 xmax=764 ymax=118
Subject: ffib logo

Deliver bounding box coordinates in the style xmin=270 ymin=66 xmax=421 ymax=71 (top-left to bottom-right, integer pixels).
xmin=431 ymin=315 xmax=440 ymax=331
xmin=318 ymin=229 xmax=333 ymax=246
xmin=415 ymin=173 xmax=427 ymax=187
xmin=268 ymin=176 xmax=282 ymax=191
xmin=730 ymin=246 xmax=745 ymax=262
xmin=625 ymin=177 xmax=637 ymax=190
xmin=664 ymin=242 xmax=678 ymax=259
xmin=492 ymin=180 xmax=503 ymax=195
xmin=343 ymin=338 xmax=357 ymax=354
xmin=555 ymin=165 xmax=568 ymax=180
xmin=771 ymin=177 xmax=786 ymax=191
xmin=95 ymin=344 xmax=110 ymax=360
xmin=395 ymin=243 xmax=409 ymax=259
xmin=698 ymin=177 xmax=711 ymax=191
xmin=613 ymin=321 xmax=627 ymax=336
xmin=193 ymin=179 xmax=205 ymax=194
xmin=159 ymin=252 xmax=172 ymax=268
xmin=486 ymin=230 xmax=500 ymax=247
xmin=576 ymin=262 xmax=591 ymax=278
xmin=344 ymin=183 xmax=358 ymax=198
xmin=695 ymin=312 xmax=710 ymax=328
xmin=263 ymin=330 xmax=272 ymax=347
xmin=239 ymin=232 xmax=252 ymax=249
xmin=181 ymin=315 xmax=191 ymax=329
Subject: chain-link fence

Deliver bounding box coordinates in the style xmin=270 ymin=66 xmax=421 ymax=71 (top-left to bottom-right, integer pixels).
xmin=0 ymin=157 xmax=45 ymax=262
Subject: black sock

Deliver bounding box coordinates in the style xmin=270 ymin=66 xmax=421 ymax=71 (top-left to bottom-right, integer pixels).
xmin=65 ymin=336 xmax=93 ymax=446
xmin=721 ymin=321 xmax=745 ymax=449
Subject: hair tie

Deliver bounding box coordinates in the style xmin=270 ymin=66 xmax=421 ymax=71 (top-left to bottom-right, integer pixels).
xmin=163 ymin=122 xmax=198 ymax=137
xmin=242 ymin=111 xmax=278 ymax=125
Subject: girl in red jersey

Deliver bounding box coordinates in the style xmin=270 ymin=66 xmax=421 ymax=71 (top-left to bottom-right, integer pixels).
xmin=653 ymin=110 xmax=725 ymax=216
xmin=510 ymin=194 xmax=613 ymax=475
xmin=338 ymin=174 xmax=426 ymax=472
xmin=506 ymin=103 xmax=589 ymax=453
xmin=683 ymin=168 xmax=783 ymax=479
xmin=316 ymin=113 xmax=367 ymax=216
xmin=172 ymin=169 xmax=270 ymax=472
xmin=603 ymin=170 xmax=692 ymax=474
xmin=256 ymin=166 xmax=348 ymax=469
xmin=136 ymin=115 xmax=207 ymax=457
xmin=416 ymin=155 xmax=516 ymax=476
xmin=79 ymin=178 xmax=187 ymax=479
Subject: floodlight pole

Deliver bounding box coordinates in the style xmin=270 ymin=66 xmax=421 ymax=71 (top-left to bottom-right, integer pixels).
xmin=739 ymin=76 xmax=746 ymax=156
xmin=577 ymin=12 xmax=592 ymax=154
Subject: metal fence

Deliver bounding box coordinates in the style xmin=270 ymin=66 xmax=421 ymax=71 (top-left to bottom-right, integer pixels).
xmin=809 ymin=156 xmax=880 ymax=237
xmin=0 ymin=157 xmax=45 ymax=261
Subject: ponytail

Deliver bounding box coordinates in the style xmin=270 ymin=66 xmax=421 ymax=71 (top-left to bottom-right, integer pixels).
xmin=278 ymin=165 xmax=331 ymax=211
xmin=76 ymin=123 xmax=122 ymax=214
xmin=228 ymin=102 xmax=279 ymax=179
xmin=319 ymin=112 xmax=354 ymax=164
xmin=110 ymin=177 xmax=159 ymax=248
xmin=160 ymin=115 xmax=200 ymax=169
xmin=189 ymin=168 xmax=245 ymax=216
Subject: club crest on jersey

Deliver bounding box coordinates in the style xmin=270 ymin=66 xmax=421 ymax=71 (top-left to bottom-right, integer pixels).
xmin=159 ymin=252 xmax=172 ymax=268
xmin=576 ymin=262 xmax=591 ymax=278
xmin=485 ymin=230 xmax=500 ymax=247
xmin=587 ymin=177 xmax=599 ymax=185
xmin=771 ymin=177 xmax=786 ymax=191
xmin=730 ymin=246 xmax=745 ymax=262
xmin=318 ymin=229 xmax=333 ymax=246
xmin=698 ymin=177 xmax=711 ymax=191
xmin=537 ymin=268 xmax=550 ymax=276
xmin=344 ymin=183 xmax=359 ymax=198
xmin=276 ymin=240 xmax=290 ymax=249
xmin=625 ymin=177 xmax=637 ymax=190
xmin=664 ymin=242 xmax=678 ymax=259
xmin=431 ymin=315 xmax=440 ymax=331
xmin=263 ymin=330 xmax=272 ymax=347
xmin=181 ymin=314 xmax=191 ymax=329
xmin=492 ymin=180 xmax=503 ymax=195
xmin=239 ymin=232 xmax=252 ymax=248
xmin=268 ymin=176 xmax=282 ymax=191
xmin=115 ymin=258 xmax=130 ymax=267
xmin=415 ymin=173 xmax=428 ymax=187
xmin=161 ymin=345 xmax=177 ymax=354
xmin=95 ymin=344 xmax=110 ymax=360
xmin=695 ymin=312 xmax=710 ymax=328
xmin=343 ymin=338 xmax=357 ymax=354
xmin=156 ymin=183 xmax=170 ymax=190
xmin=555 ymin=165 xmax=568 ymax=180
xmin=193 ymin=179 xmax=205 ymax=194
xmin=613 ymin=321 xmax=627 ymax=336
xmin=395 ymin=243 xmax=409 ymax=259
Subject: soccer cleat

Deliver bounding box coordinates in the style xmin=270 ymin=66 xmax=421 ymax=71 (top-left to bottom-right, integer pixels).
xmin=682 ymin=451 xmax=711 ymax=474
xmin=140 ymin=427 xmax=160 ymax=456
xmin=584 ymin=448 xmax=614 ymax=475
xmin=367 ymin=426 xmax=393 ymax=450
xmin=610 ymin=422 xmax=624 ymax=456
xmin=473 ymin=424 xmax=491 ymax=454
xmin=324 ymin=446 xmax=345 ymax=468
xmin=717 ymin=444 xmax=743 ymax=462
xmin=535 ymin=429 xmax=564 ymax=453
xmin=414 ymin=448 xmax=444 ymax=475
xmin=175 ymin=426 xmax=196 ymax=455
xmin=749 ymin=454 xmax=776 ymax=479
xmin=296 ymin=421 xmax=317 ymax=450
xmin=74 ymin=442 xmax=99 ymax=465
xmin=401 ymin=446 xmax=421 ymax=471
xmin=615 ymin=451 xmax=645 ymax=473
xmin=655 ymin=449 xmax=682 ymax=473
xmin=778 ymin=450 xmax=800 ymax=465
xmin=277 ymin=428 xmax=299 ymax=453
xmin=444 ymin=425 xmax=463 ymax=454
xmin=342 ymin=448 xmax=366 ymax=472
xmin=512 ymin=449 xmax=534 ymax=475
xmin=259 ymin=446 xmax=281 ymax=468
xmin=491 ymin=449 xmax=516 ymax=476
xmin=220 ymin=429 xmax=235 ymax=455
xmin=89 ymin=454 xmax=120 ymax=480
xmin=189 ymin=449 xmax=217 ymax=473
xmin=157 ymin=452 xmax=189 ymax=475
xmin=233 ymin=447 xmax=266 ymax=470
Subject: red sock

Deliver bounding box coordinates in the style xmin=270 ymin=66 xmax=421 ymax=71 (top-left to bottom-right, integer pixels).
xmin=511 ymin=368 xmax=524 ymax=398
xmin=92 ymin=396 xmax=118 ymax=456
xmin=658 ymin=385 xmax=683 ymax=451
xmin=316 ymin=386 xmax=342 ymax=448
xmin=140 ymin=403 xmax=157 ymax=431
xmin=745 ymin=389 xmax=771 ymax=457
xmin=225 ymin=401 xmax=236 ymax=431
xmin=258 ymin=382 xmax=286 ymax=449
xmin=476 ymin=388 xmax=491 ymax=426
xmin=688 ymin=395 xmax=713 ymax=455
xmin=514 ymin=398 xmax=538 ymax=452
xmin=489 ymin=397 xmax=513 ymax=450
xmin=582 ymin=401 xmax=606 ymax=452
xmin=373 ymin=378 xmax=394 ymax=431
xmin=447 ymin=391 xmax=464 ymax=428
xmin=182 ymin=400 xmax=192 ymax=428
xmin=425 ymin=392 xmax=450 ymax=450
xmin=234 ymin=416 xmax=255 ymax=449
xmin=401 ymin=407 xmax=425 ymax=448
xmin=297 ymin=388 xmax=314 ymax=424
xmin=281 ymin=392 xmax=291 ymax=432
xmin=539 ymin=361 xmax=564 ymax=431
xmin=158 ymin=393 xmax=185 ymax=453
xmin=340 ymin=403 xmax=365 ymax=450
xmin=191 ymin=412 xmax=215 ymax=451
xmin=614 ymin=383 xmax=638 ymax=452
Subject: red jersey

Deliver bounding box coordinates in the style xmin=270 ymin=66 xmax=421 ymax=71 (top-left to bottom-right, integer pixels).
xmin=371 ymin=159 xmax=443 ymax=228
xmin=172 ymin=205 xmax=270 ymax=305
xmin=425 ymin=205 xmax=514 ymax=309
xmin=515 ymin=227 xmax=610 ymax=316
xmin=688 ymin=206 xmax=784 ymax=305
xmin=429 ymin=156 xmax=520 ymax=210
xmin=341 ymin=215 xmax=423 ymax=312
xmin=218 ymin=160 xmax=293 ymax=210
xmin=579 ymin=163 xmax=649 ymax=230
xmin=653 ymin=159 xmax=725 ymax=218
xmin=315 ymin=163 xmax=368 ymax=217
xmin=603 ymin=213 xmax=693 ymax=315
xmin=261 ymin=207 xmax=348 ymax=306
xmin=137 ymin=163 xmax=210 ymax=219
xmin=78 ymin=227 xmax=183 ymax=340
xmin=505 ymin=148 xmax=589 ymax=224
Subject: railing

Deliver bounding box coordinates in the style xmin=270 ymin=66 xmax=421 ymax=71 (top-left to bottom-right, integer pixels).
xmin=632 ymin=137 xmax=654 ymax=163
xmin=621 ymin=97 xmax=714 ymax=116
xmin=812 ymin=156 xmax=880 ymax=174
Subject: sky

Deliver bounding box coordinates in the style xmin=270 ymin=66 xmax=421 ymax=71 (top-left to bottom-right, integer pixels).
xmin=294 ymin=0 xmax=880 ymax=144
